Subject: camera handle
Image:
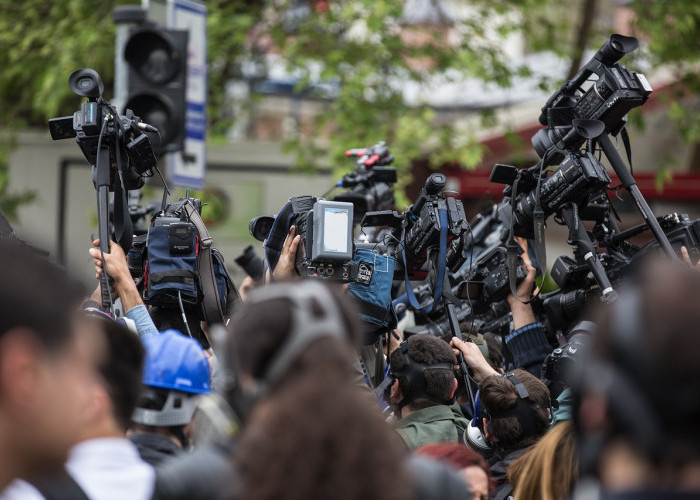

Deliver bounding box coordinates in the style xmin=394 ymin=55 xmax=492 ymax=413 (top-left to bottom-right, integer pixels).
xmin=442 ymin=274 xmax=477 ymax=410
xmin=559 ymin=203 xmax=618 ymax=303
xmin=95 ymin=128 xmax=114 ymax=312
xmin=598 ymin=134 xmax=676 ymax=258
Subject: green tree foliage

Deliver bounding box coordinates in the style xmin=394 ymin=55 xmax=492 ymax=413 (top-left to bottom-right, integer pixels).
xmin=631 ymin=1 xmax=700 ymax=143
xmin=0 ymin=0 xmax=696 ymax=213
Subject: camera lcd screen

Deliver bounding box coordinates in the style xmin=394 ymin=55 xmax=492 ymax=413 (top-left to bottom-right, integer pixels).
xmin=323 ymin=207 xmax=350 ymax=253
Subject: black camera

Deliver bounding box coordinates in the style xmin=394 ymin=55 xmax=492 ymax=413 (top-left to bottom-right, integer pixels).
xmin=49 ymin=68 xmax=157 ymax=191
xmin=333 ymin=141 xmax=397 ymax=223
xmin=456 ymin=245 xmax=528 ymax=310
xmin=235 ymin=245 xmax=265 ymax=282
xmin=362 ymin=173 xmax=469 ymax=280
xmin=491 ymin=151 xmax=610 ymax=239
xmin=533 ymin=34 xmax=652 ymax=165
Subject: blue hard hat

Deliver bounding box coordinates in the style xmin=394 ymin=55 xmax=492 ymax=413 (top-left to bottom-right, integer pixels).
xmin=141 ymin=329 xmax=211 ymax=394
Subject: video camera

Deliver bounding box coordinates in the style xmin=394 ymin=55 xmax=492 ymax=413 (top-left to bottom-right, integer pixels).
xmin=250 ymin=195 xmax=361 ymax=283
xmin=532 ymin=34 xmax=652 ymax=165
xmin=362 ymin=173 xmax=470 ymax=280
xmin=491 ymin=151 xmax=611 ymax=239
xmin=49 ymin=68 xmax=158 ymax=191
xmin=333 ymin=141 xmax=397 ymax=223
xmin=48 ymin=68 xmax=159 ymax=310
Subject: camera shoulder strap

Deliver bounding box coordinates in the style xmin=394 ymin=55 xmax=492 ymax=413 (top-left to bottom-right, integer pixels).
xmin=182 ymin=200 xmax=224 ymax=326
xmin=403 ymin=208 xmax=448 ymax=314
xmin=28 ymin=468 xmax=90 ymax=500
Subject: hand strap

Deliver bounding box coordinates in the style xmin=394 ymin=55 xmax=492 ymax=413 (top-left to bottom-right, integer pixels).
xmin=403 ymin=208 xmax=448 ymax=314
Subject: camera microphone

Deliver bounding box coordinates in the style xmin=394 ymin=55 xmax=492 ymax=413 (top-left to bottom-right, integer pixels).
xmin=137 ymin=122 xmax=159 ymax=133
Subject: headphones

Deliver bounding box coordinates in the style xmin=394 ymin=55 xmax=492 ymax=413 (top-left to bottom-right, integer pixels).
xmin=214 ymin=281 xmax=352 ymax=422
xmin=573 ymin=288 xmax=666 ymax=474
xmin=387 ymin=339 xmax=455 ymax=409
xmin=481 ymin=372 xmax=554 ymax=444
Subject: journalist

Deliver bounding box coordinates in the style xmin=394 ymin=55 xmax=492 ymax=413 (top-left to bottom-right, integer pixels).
xmin=573 ymin=258 xmax=700 ymax=498
xmin=388 ymin=334 xmax=469 ymax=450
xmin=0 ymin=241 xmax=94 ymax=490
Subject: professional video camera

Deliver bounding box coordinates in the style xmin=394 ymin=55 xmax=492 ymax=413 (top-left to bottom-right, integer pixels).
xmin=49 ymin=69 xmax=158 ymax=189
xmin=362 ymin=173 xmax=470 ymax=281
xmin=251 ymin=195 xmax=361 ymax=283
xmin=532 ymin=34 xmax=652 ymax=165
xmin=49 ymin=68 xmax=158 ymax=310
xmin=333 ymin=141 xmax=397 ymax=223
xmin=491 ymin=151 xmax=611 ymax=239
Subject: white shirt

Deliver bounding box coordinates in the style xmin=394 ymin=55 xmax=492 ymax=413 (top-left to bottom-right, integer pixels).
xmin=0 ymin=437 xmax=155 ymax=500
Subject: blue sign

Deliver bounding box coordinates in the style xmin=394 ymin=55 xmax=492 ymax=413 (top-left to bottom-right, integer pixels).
xmin=168 ymin=0 xmax=207 ymax=189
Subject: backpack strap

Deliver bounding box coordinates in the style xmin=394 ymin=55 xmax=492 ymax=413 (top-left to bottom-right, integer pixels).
xmin=182 ymin=200 xmax=224 ymax=326
xmin=28 ymin=468 xmax=90 ymax=500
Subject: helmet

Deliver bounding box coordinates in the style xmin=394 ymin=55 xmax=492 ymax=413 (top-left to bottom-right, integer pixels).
xmin=132 ymin=330 xmax=211 ymax=427
xmin=141 ymin=329 xmax=211 ymax=394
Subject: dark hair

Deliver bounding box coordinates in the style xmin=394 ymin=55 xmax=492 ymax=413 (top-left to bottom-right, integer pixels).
xmin=390 ymin=334 xmax=457 ymax=410
xmin=227 ymin=283 xmax=363 ymax=385
xmin=91 ymin=317 xmax=145 ymax=431
xmin=229 ymin=283 xmax=412 ymax=500
xmin=235 ymin=338 xmax=413 ymax=500
xmin=0 ymin=240 xmax=84 ymax=350
xmin=479 ymin=369 xmax=550 ymax=448
xmin=416 ymin=442 xmax=496 ymax=493
xmin=581 ymin=258 xmax=700 ymax=465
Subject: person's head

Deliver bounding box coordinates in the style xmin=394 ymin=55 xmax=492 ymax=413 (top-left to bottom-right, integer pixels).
xmin=228 ymin=281 xmax=413 ymax=500
xmin=0 ymin=241 xmax=92 ymax=485
xmin=575 ymin=258 xmax=700 ymax=487
xmin=479 ymin=369 xmax=551 ymax=449
xmin=389 ymin=334 xmax=458 ymax=412
xmin=131 ymin=329 xmax=211 ymax=447
xmin=416 ymin=443 xmax=494 ymax=499
xmin=81 ymin=312 xmax=145 ymax=436
xmin=508 ymin=420 xmax=579 ymax=500
xmin=224 ymin=281 xmax=363 ymax=421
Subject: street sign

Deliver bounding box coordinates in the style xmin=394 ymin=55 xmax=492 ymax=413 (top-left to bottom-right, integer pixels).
xmin=168 ymin=0 xmax=207 ymax=189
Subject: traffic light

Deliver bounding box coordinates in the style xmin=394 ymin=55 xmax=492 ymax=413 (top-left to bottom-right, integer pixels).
xmin=124 ymin=26 xmax=188 ymax=155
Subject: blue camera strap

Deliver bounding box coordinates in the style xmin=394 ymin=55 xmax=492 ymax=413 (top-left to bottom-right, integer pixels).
xmin=402 ymin=208 xmax=448 ymax=314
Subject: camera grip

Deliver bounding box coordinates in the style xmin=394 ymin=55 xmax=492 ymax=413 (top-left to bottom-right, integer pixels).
xmin=100 ymin=271 xmax=114 ymax=311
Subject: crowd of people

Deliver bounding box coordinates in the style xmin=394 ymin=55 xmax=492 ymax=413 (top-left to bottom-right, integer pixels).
xmin=1 ymin=219 xmax=700 ymax=500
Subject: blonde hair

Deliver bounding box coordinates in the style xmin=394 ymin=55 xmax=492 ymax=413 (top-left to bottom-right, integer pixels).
xmin=509 ymin=421 xmax=578 ymax=500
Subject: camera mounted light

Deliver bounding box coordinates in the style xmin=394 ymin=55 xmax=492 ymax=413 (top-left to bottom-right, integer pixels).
xmin=68 ymin=68 xmax=104 ymax=100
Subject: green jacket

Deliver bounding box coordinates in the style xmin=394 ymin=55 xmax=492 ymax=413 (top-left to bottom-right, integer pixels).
xmin=394 ymin=403 xmax=469 ymax=451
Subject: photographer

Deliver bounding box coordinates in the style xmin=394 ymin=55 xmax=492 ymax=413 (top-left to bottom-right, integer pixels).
xmin=388 ymin=334 xmax=469 ymax=450
xmin=478 ymin=369 xmax=552 ymax=496
xmin=502 ymin=241 xmax=553 ymax=378
xmin=129 ymin=330 xmax=212 ymax=466
xmin=88 ymin=239 xmax=158 ymax=337
xmin=573 ymin=258 xmax=700 ymax=498
xmin=0 ymin=241 xmax=94 ymax=491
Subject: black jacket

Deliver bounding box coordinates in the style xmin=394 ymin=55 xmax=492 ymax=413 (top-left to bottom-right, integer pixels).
xmin=129 ymin=432 xmax=182 ymax=467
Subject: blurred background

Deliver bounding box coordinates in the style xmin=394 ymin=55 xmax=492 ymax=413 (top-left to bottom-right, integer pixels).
xmin=0 ymin=0 xmax=698 ymax=286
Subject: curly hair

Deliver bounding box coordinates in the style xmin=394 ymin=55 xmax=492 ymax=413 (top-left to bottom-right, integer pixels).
xmin=390 ymin=334 xmax=457 ymax=410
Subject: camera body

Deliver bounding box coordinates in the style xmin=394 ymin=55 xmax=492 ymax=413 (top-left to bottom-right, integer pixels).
xmin=492 ymin=151 xmax=610 ymax=239
xmin=49 ymin=69 xmax=157 ymax=191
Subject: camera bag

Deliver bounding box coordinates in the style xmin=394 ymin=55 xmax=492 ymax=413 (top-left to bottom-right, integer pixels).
xmin=144 ymin=198 xmax=239 ymax=327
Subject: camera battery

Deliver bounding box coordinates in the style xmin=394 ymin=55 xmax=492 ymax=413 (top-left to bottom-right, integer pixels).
xmin=168 ymin=222 xmax=195 ymax=255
